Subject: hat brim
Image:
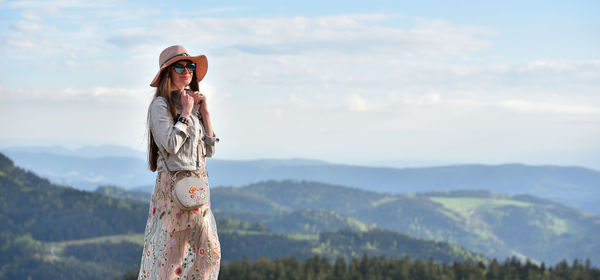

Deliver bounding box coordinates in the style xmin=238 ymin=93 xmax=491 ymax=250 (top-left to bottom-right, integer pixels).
xmin=150 ymin=55 xmax=208 ymax=87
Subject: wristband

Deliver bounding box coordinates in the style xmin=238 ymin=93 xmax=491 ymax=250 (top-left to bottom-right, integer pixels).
xmin=178 ymin=116 xmax=190 ymax=125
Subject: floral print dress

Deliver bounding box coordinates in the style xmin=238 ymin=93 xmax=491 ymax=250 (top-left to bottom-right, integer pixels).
xmin=138 ymin=169 xmax=221 ymax=280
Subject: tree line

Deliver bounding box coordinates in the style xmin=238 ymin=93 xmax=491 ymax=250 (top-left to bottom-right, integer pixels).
xmin=119 ymin=254 xmax=599 ymax=280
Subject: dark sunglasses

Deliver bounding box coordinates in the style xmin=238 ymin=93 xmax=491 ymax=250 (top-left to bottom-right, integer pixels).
xmin=173 ymin=62 xmax=196 ymax=74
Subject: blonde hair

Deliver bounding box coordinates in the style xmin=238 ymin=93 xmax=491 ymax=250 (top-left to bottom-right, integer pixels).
xmin=147 ymin=64 xmax=200 ymax=171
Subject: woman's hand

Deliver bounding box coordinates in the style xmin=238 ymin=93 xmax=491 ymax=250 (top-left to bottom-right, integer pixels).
xmin=192 ymin=91 xmax=209 ymax=115
xmin=179 ymin=89 xmax=195 ymax=118
xmin=191 ymin=90 xmax=213 ymax=136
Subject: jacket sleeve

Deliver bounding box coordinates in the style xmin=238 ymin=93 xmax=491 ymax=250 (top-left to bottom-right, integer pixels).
xmin=196 ymin=110 xmax=219 ymax=158
xmin=203 ymin=134 xmax=219 ymax=158
xmin=150 ymin=97 xmax=189 ymax=154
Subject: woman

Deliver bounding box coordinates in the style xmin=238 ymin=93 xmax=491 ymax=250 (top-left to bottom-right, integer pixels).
xmin=138 ymin=45 xmax=221 ymax=280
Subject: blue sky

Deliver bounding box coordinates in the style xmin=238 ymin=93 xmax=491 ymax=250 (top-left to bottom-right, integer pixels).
xmin=1 ymin=0 xmax=599 ymax=169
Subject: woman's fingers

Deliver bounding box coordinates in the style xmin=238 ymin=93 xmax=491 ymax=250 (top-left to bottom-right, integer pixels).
xmin=192 ymin=91 xmax=206 ymax=103
xmin=180 ymin=91 xmax=195 ymax=115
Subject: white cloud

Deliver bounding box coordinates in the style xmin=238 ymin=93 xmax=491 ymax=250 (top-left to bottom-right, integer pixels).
xmin=0 ymin=86 xmax=151 ymax=104
xmin=519 ymin=59 xmax=600 ymax=72
xmin=499 ymin=100 xmax=600 ymax=115
xmin=21 ymin=10 xmax=40 ymax=21
xmin=1 ymin=5 xmax=599 ymax=168
xmin=10 ymin=0 xmax=112 ymax=9
xmin=348 ymin=94 xmax=374 ymax=112
xmin=11 ymin=20 xmax=46 ymax=31
xmin=402 ymin=93 xmax=442 ymax=105
xmin=144 ymin=15 xmax=491 ymax=60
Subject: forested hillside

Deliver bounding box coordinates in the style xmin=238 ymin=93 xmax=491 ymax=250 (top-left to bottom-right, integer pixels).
xmin=210 ymin=181 xmax=600 ymax=265
xmin=2 ymin=150 xmax=599 ymax=279
xmin=100 ymin=179 xmax=600 ymax=266
xmin=0 ymin=154 xmax=147 ymax=242
xmin=0 ymin=152 xmax=484 ymax=279
xmin=129 ymin=255 xmax=599 ymax=280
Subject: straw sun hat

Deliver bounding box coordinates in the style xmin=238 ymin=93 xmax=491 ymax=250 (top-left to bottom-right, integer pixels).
xmin=150 ymin=45 xmax=208 ymax=87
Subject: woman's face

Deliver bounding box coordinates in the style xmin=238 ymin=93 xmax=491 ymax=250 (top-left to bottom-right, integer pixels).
xmin=170 ymin=60 xmax=194 ymax=90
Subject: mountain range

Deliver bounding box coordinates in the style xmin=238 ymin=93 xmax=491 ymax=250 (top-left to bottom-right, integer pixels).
xmin=3 ymin=145 xmax=600 ymax=216
xmin=0 ymin=152 xmax=484 ymax=279
xmin=96 ymin=177 xmax=600 ymax=266
xmin=2 ymin=149 xmax=599 ymax=279
xmin=208 ymin=181 xmax=600 ymax=265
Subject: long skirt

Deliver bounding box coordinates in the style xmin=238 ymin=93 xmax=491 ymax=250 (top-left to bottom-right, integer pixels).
xmin=137 ymin=171 xmax=221 ymax=280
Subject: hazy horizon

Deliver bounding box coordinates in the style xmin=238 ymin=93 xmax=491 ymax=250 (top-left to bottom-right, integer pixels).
xmin=1 ymin=142 xmax=599 ymax=171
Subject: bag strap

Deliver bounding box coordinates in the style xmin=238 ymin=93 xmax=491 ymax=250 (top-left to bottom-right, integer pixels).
xmin=156 ymin=130 xmax=207 ymax=182
xmin=157 ymin=148 xmax=181 ymax=183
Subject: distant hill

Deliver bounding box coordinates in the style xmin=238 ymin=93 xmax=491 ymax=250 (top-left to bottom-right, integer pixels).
xmin=2 ymin=147 xmax=600 ymax=264
xmin=263 ymin=209 xmax=371 ymax=234
xmin=219 ymin=181 xmax=600 ymax=265
xmin=0 ymin=154 xmax=147 ymax=242
xmin=1 ymin=145 xmax=146 ymax=159
xmin=0 ymin=149 xmax=150 ymax=190
xmin=0 ymin=152 xmax=485 ymax=279
xmin=207 ymin=162 xmax=600 ymax=216
xmin=100 ymin=179 xmax=600 ymax=266
xmin=3 ymin=146 xmax=600 ymax=216
xmin=219 ymin=228 xmax=484 ymax=263
xmin=217 ymin=181 xmax=600 ymax=265
xmin=95 ymin=185 xmax=151 ymax=202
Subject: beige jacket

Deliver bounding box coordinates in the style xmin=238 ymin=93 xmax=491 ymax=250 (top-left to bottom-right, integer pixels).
xmin=149 ymin=96 xmax=219 ymax=171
